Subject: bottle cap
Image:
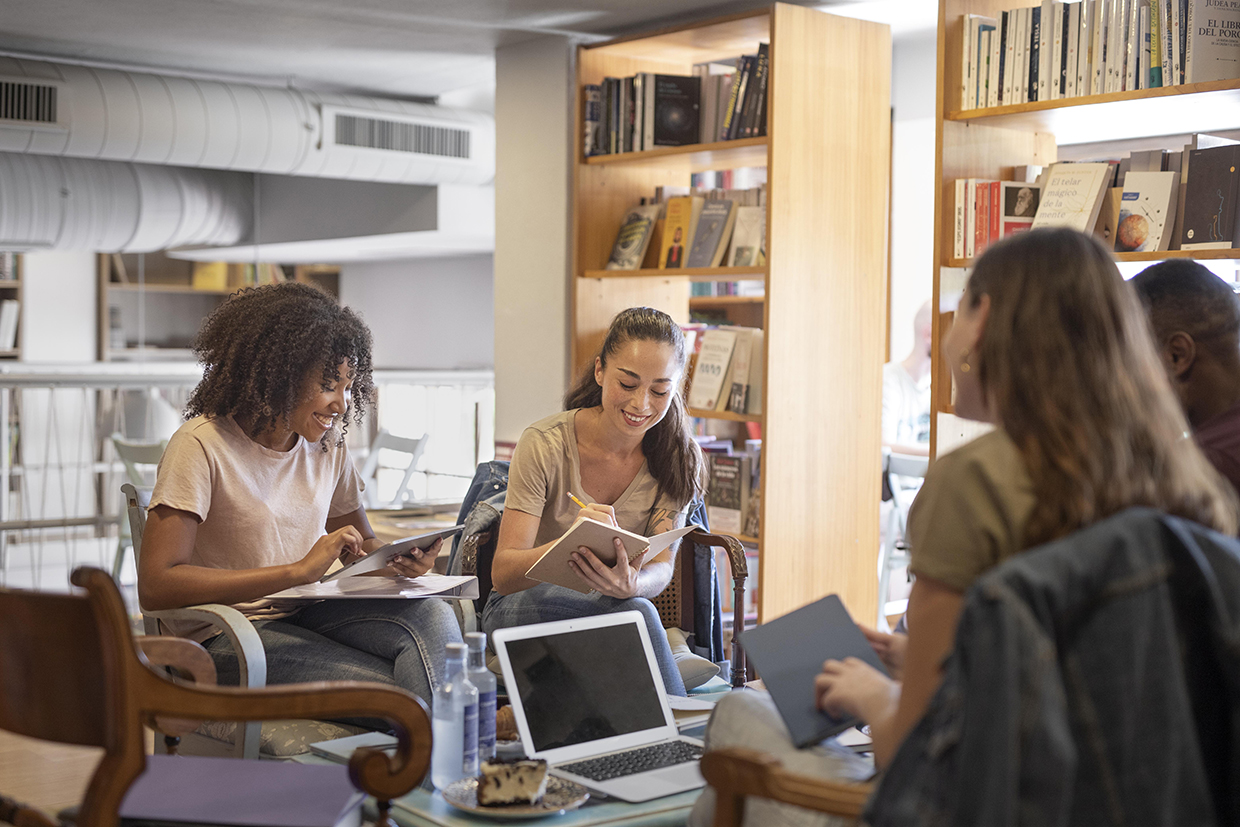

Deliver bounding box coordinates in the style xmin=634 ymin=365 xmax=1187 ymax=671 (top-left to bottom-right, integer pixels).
xmin=465 ymin=631 xmax=486 ymax=650
xmin=445 ymin=642 xmax=467 ymax=658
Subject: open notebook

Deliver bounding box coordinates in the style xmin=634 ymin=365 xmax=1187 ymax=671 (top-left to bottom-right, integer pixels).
xmin=525 ymin=517 xmax=700 ymax=594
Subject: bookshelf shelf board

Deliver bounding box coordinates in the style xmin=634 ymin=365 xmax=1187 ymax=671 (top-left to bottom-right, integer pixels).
xmin=584 ymin=8 xmax=770 ymax=66
xmin=689 ymin=295 xmax=765 ymax=309
xmin=944 ymin=79 xmax=1240 ymax=145
xmin=947 ymin=249 xmax=1240 ymax=268
xmin=0 ymin=350 xmax=19 ymax=358
xmin=584 ymin=137 xmax=768 ymax=171
xmin=0 ymin=282 xmax=20 ymax=288
xmin=107 ymin=283 xmax=235 ymax=295
xmin=687 ymin=407 xmax=763 ymax=423
xmin=581 ymin=266 xmax=768 ymax=282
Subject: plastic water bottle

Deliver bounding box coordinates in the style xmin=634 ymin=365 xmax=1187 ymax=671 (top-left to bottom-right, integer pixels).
xmin=431 ymin=642 xmax=479 ymax=790
xmin=465 ymin=632 xmax=497 ymax=763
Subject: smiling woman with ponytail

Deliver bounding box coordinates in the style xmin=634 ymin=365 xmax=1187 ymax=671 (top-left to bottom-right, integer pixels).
xmin=485 ymin=307 xmax=705 ymax=696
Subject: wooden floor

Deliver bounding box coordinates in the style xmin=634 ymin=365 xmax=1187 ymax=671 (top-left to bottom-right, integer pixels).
xmin=0 ymin=728 xmax=101 ymax=817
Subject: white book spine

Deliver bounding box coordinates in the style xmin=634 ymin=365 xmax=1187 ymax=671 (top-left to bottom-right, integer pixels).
xmin=988 ymin=28 xmax=1002 ymax=107
xmin=1092 ymin=0 xmax=1107 ymax=93
xmin=1160 ymin=0 xmax=1174 ymax=84
xmin=966 ymin=179 xmax=977 ymax=259
xmin=1171 ymin=0 xmax=1181 ymax=84
xmin=1126 ymin=0 xmax=1140 ymax=89
xmin=1015 ymin=8 xmax=1029 ymax=102
xmin=1005 ymin=10 xmax=1019 ymax=103
xmin=980 ymin=30 xmax=991 ymax=107
xmin=955 ymin=179 xmax=967 ymax=260
xmin=1040 ymin=0 xmax=1054 ymax=100
xmin=1185 ymin=0 xmax=1194 ymax=81
xmin=644 ymin=73 xmax=656 ymax=148
xmin=1106 ymin=0 xmax=1122 ymax=91
xmin=1140 ymin=4 xmax=1150 ymax=89
xmin=1052 ymin=2 xmax=1065 ymax=99
xmin=1068 ymin=1 xmax=1082 ymax=96
xmin=963 ymin=15 xmax=976 ymax=109
xmin=1080 ymin=0 xmax=1094 ymax=93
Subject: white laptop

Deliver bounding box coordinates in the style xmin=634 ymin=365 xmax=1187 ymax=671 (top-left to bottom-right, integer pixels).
xmin=492 ymin=611 xmax=706 ymax=803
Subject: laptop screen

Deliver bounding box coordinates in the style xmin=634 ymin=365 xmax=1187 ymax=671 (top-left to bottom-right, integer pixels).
xmin=503 ymin=622 xmax=668 ymax=752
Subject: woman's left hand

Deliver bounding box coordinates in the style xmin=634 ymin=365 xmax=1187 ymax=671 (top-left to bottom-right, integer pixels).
xmin=569 ymin=538 xmax=646 ymax=599
xmin=815 ymin=657 xmax=899 ymax=724
xmin=388 ymin=537 xmax=442 ymax=579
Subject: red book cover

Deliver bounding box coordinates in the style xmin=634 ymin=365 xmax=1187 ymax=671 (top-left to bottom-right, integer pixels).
xmin=988 ymin=181 xmax=1001 ymax=249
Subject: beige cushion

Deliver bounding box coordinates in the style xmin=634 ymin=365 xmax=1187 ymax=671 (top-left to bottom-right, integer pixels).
xmin=195 ymin=719 xmax=365 ymax=758
xmin=666 ymin=627 xmax=720 ymax=690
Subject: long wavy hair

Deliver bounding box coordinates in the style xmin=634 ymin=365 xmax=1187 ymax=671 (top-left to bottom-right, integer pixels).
xmin=966 ymin=228 xmax=1237 ymax=545
xmin=185 ymin=282 xmax=374 ymax=450
xmin=564 ymin=307 xmax=705 ymax=507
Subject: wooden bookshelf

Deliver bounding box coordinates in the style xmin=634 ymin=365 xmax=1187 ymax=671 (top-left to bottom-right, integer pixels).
xmin=582 ymin=266 xmax=768 ymax=281
xmin=573 ymin=4 xmax=891 ymax=623
xmin=931 ymin=2 xmax=1240 ymax=457
xmin=686 ymin=407 xmax=763 ymax=423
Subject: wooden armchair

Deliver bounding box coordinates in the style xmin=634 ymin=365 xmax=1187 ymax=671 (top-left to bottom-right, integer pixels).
xmin=0 ymin=567 xmax=430 ymax=827
xmin=700 ymin=748 xmax=875 ymax=826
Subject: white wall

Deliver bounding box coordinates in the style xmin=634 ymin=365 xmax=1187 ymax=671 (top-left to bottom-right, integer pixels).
xmin=340 ymin=255 xmax=494 ymax=370
xmin=21 ymin=251 xmax=97 ymax=361
xmin=493 ymin=35 xmax=573 ymax=445
xmin=888 ymin=32 xmax=938 ymax=362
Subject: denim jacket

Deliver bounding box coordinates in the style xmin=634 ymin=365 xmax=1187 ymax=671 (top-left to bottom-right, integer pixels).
xmin=865 ymin=508 xmax=1240 ymax=827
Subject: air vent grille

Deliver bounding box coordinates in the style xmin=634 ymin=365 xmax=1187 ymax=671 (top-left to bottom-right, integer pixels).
xmin=0 ymin=81 xmax=57 ymax=124
xmin=335 ymin=114 xmax=470 ymax=159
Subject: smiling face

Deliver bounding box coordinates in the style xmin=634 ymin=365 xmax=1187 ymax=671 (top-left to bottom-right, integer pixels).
xmin=287 ymin=359 xmax=354 ymax=448
xmin=594 ymin=339 xmax=680 ymax=437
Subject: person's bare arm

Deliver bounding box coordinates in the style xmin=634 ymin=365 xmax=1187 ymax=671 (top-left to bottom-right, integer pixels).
xmin=138 ymin=504 xmax=363 ymax=611
xmin=865 ymin=577 xmax=963 ymax=767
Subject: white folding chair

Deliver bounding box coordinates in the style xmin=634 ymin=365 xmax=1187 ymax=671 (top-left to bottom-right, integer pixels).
xmin=358 ymin=429 xmax=428 ymax=509
xmin=111 ymin=432 xmax=165 ymax=580
xmin=878 ymin=449 xmax=929 ymax=629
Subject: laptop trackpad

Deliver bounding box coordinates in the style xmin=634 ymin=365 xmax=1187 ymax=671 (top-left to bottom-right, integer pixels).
xmin=592 ymin=763 xmax=705 ymax=803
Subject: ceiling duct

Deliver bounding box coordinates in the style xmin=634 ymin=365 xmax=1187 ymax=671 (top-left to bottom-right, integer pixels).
xmin=0 ymin=152 xmax=249 ymax=252
xmin=0 ymin=57 xmax=495 ymax=186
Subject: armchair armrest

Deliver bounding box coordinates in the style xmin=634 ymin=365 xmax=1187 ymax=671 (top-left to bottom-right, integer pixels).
xmin=142 ymin=603 xmax=266 ymax=759
xmin=136 ymin=636 xmax=217 ymax=740
xmin=687 ymin=529 xmax=749 ymax=688
xmin=144 ymin=604 xmax=266 ymax=688
xmin=700 ymin=747 xmax=873 ymax=825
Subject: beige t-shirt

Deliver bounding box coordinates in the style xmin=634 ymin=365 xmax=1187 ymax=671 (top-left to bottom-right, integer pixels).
xmin=149 ymin=415 xmax=364 ymax=641
xmin=506 ymin=410 xmax=688 ymax=547
xmin=907 ymin=428 xmax=1036 ymax=592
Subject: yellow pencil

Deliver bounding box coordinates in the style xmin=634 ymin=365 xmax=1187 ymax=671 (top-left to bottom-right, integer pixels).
xmin=566 ymin=491 xmax=588 ymax=509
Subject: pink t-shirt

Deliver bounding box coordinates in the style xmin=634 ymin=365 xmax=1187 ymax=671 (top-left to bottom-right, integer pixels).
xmin=1196 ymin=401 xmax=1240 ymax=499
xmin=149 ymin=415 xmax=364 ymax=641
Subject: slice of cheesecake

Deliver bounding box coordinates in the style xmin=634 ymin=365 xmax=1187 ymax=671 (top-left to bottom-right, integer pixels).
xmin=476 ymin=759 xmax=550 ymax=806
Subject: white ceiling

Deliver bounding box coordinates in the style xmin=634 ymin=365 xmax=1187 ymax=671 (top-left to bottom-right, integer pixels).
xmin=0 ymin=0 xmax=938 ymax=102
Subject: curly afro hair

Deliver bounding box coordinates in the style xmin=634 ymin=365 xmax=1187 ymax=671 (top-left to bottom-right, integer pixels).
xmin=185 ymin=281 xmax=374 ymax=449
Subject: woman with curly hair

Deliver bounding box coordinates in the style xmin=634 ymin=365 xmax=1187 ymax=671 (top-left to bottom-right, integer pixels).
xmin=140 ymin=281 xmax=460 ymax=707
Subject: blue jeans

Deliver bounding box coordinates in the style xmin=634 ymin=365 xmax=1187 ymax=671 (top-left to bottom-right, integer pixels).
xmin=481 ymin=583 xmax=687 ymax=696
xmin=205 ymin=598 xmax=461 ymax=716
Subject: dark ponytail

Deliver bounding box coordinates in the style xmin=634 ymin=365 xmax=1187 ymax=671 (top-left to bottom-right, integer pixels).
xmin=564 ymin=307 xmax=705 ymax=507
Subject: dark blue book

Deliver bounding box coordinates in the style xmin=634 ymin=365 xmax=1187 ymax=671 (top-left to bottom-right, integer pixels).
xmin=740 ymin=594 xmax=889 ymax=747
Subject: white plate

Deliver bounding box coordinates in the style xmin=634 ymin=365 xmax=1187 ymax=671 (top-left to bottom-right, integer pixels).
xmin=442 ymin=776 xmax=589 ymax=819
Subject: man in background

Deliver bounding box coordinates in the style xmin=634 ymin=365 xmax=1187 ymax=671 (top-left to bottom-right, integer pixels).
xmin=1132 ymin=260 xmax=1240 ymax=496
xmin=883 ymin=300 xmax=933 ymax=457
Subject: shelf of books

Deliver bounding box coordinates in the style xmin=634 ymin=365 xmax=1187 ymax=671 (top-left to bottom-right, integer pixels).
xmin=0 ymin=254 xmax=22 ymax=360
xmin=933 ymin=0 xmax=1240 ymax=458
xmin=573 ymin=4 xmax=890 ymax=623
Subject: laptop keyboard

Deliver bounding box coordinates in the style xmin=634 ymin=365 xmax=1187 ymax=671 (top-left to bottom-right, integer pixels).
xmin=558 ymin=741 xmax=704 ymax=782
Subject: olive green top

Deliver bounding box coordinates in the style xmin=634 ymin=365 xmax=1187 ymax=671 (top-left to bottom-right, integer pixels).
xmin=907 ymin=428 xmax=1037 ymax=592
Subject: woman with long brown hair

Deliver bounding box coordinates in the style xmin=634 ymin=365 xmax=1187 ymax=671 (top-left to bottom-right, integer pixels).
xmin=484 ymin=307 xmax=705 ymax=695
xmin=691 ymin=228 xmax=1238 ymax=826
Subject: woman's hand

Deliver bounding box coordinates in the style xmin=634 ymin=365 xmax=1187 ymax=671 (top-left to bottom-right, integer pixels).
xmin=299 ymin=526 xmax=365 ymax=583
xmin=569 ymin=537 xmax=647 ymax=599
xmin=861 ymin=625 xmax=909 ymax=681
xmin=815 ymin=657 xmax=899 ymax=724
xmin=388 ymin=537 xmax=442 ymax=579
xmin=578 ymin=502 xmax=618 ymax=527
